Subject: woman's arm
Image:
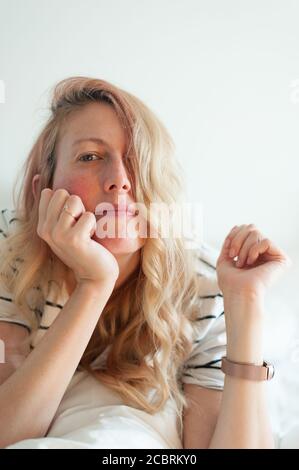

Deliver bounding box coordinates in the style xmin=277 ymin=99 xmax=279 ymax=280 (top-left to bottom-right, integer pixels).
xmin=184 ymin=224 xmax=291 ymax=449
xmin=183 ymin=385 xmax=222 ymax=448
xmin=0 ymin=279 xmax=115 ymax=448
xmin=208 ymin=294 xmax=274 ymax=448
xmin=209 ymin=224 xmax=291 ymax=448
xmin=183 ymin=296 xmax=271 ymax=449
xmin=183 ymin=301 xmax=271 ymax=449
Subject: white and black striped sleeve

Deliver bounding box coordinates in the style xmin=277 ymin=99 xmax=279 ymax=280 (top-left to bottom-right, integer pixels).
xmin=181 ymin=243 xmax=227 ymax=390
xmin=0 ymin=282 xmax=32 ymax=333
xmin=0 ymin=208 xmax=32 ymax=333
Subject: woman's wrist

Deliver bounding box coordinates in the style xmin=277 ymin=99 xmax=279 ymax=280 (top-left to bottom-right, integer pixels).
xmin=226 ymin=331 xmax=264 ymax=364
xmin=223 ymin=292 xmax=265 ymax=364
xmin=75 ymin=278 xmax=116 ymax=299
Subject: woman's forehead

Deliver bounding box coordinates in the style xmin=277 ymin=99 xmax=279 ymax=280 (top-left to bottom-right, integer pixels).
xmin=56 ymin=102 xmax=129 ymax=155
xmin=61 ymin=102 xmax=122 ymax=135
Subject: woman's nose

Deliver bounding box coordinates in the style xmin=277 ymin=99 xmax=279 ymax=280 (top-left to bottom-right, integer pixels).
xmin=103 ymin=161 xmax=131 ymax=194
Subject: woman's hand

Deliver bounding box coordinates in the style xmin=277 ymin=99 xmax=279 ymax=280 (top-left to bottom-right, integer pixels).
xmin=37 ymin=188 xmax=120 ymax=286
xmin=216 ymin=224 xmax=292 ymax=300
xmin=216 ymin=224 xmax=292 ymax=361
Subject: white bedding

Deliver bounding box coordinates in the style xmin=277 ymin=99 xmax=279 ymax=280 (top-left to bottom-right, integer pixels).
xmin=6 ymin=357 xmax=183 ymax=449
xmin=5 ymin=357 xmax=299 ymax=449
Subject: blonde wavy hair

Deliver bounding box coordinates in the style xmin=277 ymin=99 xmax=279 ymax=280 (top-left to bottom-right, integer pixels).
xmin=0 ymin=76 xmax=203 ymax=440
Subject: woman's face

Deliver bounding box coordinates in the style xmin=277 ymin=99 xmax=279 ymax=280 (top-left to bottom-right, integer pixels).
xmin=50 ymin=101 xmax=146 ymax=256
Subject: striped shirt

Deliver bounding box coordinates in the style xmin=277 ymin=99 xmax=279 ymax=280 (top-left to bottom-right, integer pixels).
xmin=0 ymin=208 xmax=226 ymax=390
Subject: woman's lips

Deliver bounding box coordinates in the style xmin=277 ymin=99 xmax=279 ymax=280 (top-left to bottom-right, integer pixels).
xmin=97 ymin=209 xmax=136 ymax=218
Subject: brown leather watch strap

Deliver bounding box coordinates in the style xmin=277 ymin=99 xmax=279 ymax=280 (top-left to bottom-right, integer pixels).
xmin=221 ymin=357 xmax=275 ymax=381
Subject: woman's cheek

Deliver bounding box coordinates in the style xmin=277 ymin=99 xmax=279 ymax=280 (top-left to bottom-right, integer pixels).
xmin=53 ymin=177 xmax=95 ymax=210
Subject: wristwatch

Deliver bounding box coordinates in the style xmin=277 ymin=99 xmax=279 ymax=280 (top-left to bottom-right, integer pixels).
xmin=221 ymin=356 xmax=275 ymax=381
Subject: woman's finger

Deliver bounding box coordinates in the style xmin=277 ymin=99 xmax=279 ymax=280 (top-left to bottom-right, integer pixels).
xmin=72 ymin=211 xmax=97 ymax=238
xmin=37 ymin=188 xmax=53 ymax=237
xmin=223 ymin=225 xmax=243 ymax=248
xmin=246 ymin=238 xmax=274 ymax=265
xmin=236 ymin=230 xmax=262 ymax=267
xmin=219 ymin=225 xmax=243 ymax=264
xmin=46 ymin=188 xmax=71 ymax=227
xmin=58 ymin=194 xmax=86 ymax=231
xmin=228 ymin=224 xmax=257 ymax=258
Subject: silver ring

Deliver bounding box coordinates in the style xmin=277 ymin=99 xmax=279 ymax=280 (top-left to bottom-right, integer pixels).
xmin=62 ymin=204 xmax=76 ymax=219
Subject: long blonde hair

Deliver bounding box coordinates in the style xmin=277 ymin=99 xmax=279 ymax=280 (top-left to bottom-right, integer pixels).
xmin=0 ymin=76 xmax=203 ymax=440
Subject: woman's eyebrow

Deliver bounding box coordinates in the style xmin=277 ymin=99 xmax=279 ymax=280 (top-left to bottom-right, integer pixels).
xmin=72 ymin=137 xmax=113 ymax=151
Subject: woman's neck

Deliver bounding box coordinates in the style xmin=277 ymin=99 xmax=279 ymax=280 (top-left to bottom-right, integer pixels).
xmin=114 ymin=250 xmax=141 ymax=289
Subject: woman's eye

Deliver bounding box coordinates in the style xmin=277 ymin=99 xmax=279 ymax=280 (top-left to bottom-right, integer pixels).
xmin=79 ymin=153 xmax=103 ymax=162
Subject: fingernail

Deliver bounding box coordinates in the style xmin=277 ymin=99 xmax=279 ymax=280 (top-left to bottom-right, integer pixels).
xmin=224 ymin=239 xmax=230 ymax=248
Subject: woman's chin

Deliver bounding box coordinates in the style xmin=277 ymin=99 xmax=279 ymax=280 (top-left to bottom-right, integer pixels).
xmin=91 ymin=233 xmax=144 ymax=255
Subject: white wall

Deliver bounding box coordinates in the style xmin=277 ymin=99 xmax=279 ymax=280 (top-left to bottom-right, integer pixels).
xmin=0 ymin=0 xmax=298 ymax=284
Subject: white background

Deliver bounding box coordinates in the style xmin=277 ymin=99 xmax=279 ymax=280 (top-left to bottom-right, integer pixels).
xmin=1 ymin=0 xmax=299 ymax=441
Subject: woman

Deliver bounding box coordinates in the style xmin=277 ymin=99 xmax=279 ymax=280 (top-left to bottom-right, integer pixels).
xmin=0 ymin=76 xmax=291 ymax=449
